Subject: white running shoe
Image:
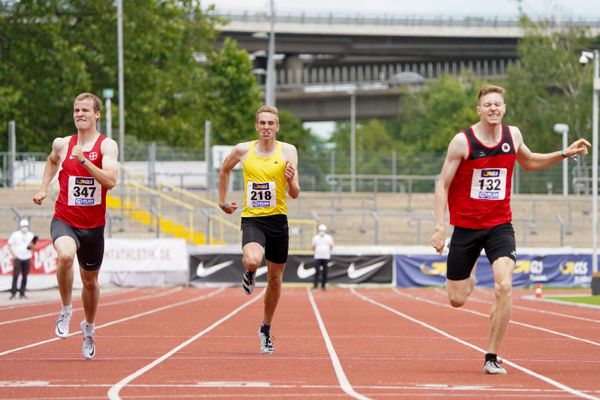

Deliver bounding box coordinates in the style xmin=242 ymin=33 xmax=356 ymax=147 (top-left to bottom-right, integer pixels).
xmin=242 ymin=270 xmax=256 ymax=295
xmin=54 ymin=309 xmax=72 ymax=338
xmin=483 ymin=359 xmax=507 ymax=375
xmin=80 ymin=320 xmax=96 ymax=360
xmin=258 ymin=329 xmax=274 ymax=354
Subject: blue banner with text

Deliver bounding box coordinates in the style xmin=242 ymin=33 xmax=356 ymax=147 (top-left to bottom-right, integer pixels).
xmin=395 ymin=253 xmax=593 ymax=287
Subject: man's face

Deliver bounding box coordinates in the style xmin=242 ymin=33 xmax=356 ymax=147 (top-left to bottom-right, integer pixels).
xmin=73 ymin=98 xmax=99 ymax=131
xmin=477 ymin=93 xmax=506 ymax=124
xmin=255 ymin=112 xmax=279 ymax=139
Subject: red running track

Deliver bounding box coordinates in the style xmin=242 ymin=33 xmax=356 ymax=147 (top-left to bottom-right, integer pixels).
xmin=0 ymin=286 xmax=599 ymax=399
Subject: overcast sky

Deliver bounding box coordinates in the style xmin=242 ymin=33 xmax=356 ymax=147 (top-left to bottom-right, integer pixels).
xmin=206 ymin=0 xmax=600 ymax=19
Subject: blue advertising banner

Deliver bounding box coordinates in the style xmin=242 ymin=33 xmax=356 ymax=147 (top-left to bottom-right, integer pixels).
xmin=395 ymin=253 xmax=593 ymax=288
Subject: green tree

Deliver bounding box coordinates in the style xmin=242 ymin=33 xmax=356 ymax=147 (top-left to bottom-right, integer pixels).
xmin=114 ymin=0 xmax=222 ymax=150
xmin=203 ymin=37 xmax=262 ymax=145
xmin=392 ymin=73 xmax=482 ymax=154
xmin=506 ymin=18 xmax=594 ymax=152
xmin=277 ymin=110 xmax=320 ymax=153
xmin=0 ymin=0 xmax=260 ymax=156
xmin=0 ymin=0 xmax=97 ymax=152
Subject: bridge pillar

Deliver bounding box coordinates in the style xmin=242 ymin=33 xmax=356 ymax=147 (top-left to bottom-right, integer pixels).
xmin=284 ymin=55 xmax=304 ymax=84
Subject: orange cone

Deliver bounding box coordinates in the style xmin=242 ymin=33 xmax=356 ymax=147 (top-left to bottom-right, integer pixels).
xmin=535 ymin=283 xmax=542 ymax=299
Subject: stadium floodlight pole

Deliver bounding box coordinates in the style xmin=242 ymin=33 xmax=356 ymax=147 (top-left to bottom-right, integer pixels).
xmin=593 ymin=49 xmax=600 ymax=277
xmin=117 ymin=0 xmax=125 ymax=166
xmin=265 ymin=0 xmax=276 ymax=106
xmin=581 ymin=50 xmax=600 ymax=278
xmin=553 ymin=123 xmax=569 ymax=196
xmin=102 ymin=88 xmax=114 ymax=140
xmin=350 ymin=90 xmax=356 ymax=193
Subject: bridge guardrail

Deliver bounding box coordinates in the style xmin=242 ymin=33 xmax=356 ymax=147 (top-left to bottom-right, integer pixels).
xmin=216 ymin=10 xmax=600 ymax=29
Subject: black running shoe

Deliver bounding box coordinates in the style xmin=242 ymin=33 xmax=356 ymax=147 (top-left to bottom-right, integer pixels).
xmin=242 ymin=270 xmax=255 ymax=295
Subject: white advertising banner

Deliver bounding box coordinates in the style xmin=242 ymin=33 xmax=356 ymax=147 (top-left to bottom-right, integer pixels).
xmin=102 ymin=238 xmax=188 ymax=272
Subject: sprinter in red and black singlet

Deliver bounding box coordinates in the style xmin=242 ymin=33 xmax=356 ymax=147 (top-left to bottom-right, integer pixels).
xmin=33 ymin=93 xmax=119 ymax=360
xmin=431 ymin=84 xmax=590 ymax=375
xmin=448 ymin=124 xmax=516 ymax=230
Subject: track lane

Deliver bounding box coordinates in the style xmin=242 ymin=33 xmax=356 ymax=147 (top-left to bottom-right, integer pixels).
xmin=311 ymin=288 xmax=551 ymax=399
xmin=356 ymin=288 xmax=599 ymax=399
xmin=0 ymin=288 xmax=241 ymax=399
xmin=113 ymin=288 xmax=350 ymax=400
xmin=1 ymin=287 xmax=598 ymax=399
xmin=0 ymin=287 xmax=187 ymax=352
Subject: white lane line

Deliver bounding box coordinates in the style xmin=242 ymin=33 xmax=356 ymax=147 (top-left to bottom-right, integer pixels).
xmin=440 ymin=287 xmax=600 ymax=323
xmin=393 ymin=288 xmax=600 ymax=347
xmin=353 ymin=288 xmax=599 ymax=400
xmin=0 ymin=287 xmax=138 ymax=312
xmin=0 ymin=287 xmax=183 ymax=326
xmin=307 ymin=288 xmax=371 ymax=400
xmin=0 ymin=288 xmax=225 ymax=357
xmin=107 ymin=289 xmax=265 ymax=400
xmin=6 ymin=380 xmax=600 ymax=396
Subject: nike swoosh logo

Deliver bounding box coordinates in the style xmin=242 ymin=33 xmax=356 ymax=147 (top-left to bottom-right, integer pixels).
xmin=296 ymin=262 xmax=314 ymax=279
xmin=347 ymin=261 xmax=386 ymax=280
xmin=196 ymin=261 xmax=234 ymax=277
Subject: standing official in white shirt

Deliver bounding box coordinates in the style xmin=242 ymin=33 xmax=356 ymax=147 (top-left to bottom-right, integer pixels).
xmin=311 ymin=224 xmax=334 ymax=290
xmin=8 ymin=219 xmax=37 ymax=299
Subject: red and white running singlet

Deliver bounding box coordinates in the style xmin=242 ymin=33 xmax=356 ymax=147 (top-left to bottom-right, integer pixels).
xmin=54 ymin=134 xmax=108 ymax=228
xmin=448 ymin=125 xmax=516 ymax=230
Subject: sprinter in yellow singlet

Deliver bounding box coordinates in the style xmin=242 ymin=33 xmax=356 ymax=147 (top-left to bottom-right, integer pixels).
xmin=218 ymin=105 xmax=300 ymax=354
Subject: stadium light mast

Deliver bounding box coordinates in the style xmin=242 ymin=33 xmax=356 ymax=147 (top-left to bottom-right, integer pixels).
xmin=553 ymin=123 xmax=569 ymax=196
xmin=265 ymin=0 xmax=276 ymax=106
xmin=350 ymin=90 xmax=356 ymax=193
xmin=117 ymin=0 xmax=125 ymax=166
xmin=580 ymin=49 xmax=600 ymax=292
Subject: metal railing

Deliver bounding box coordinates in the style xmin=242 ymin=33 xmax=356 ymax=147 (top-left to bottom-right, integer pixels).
xmin=216 ymin=10 xmax=600 ymax=28
xmin=276 ymin=59 xmax=515 ymax=90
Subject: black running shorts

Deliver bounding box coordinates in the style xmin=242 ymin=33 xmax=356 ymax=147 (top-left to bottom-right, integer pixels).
xmin=241 ymin=214 xmax=289 ymax=264
xmin=50 ymin=218 xmax=105 ymax=271
xmin=446 ymin=222 xmax=516 ymax=281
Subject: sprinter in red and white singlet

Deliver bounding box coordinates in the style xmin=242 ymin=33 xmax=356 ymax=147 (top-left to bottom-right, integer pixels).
xmin=33 ymin=93 xmax=119 ymax=360
xmin=431 ymin=84 xmax=590 ymax=375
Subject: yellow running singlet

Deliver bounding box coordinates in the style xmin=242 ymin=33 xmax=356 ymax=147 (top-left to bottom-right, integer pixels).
xmin=241 ymin=141 xmax=288 ymax=217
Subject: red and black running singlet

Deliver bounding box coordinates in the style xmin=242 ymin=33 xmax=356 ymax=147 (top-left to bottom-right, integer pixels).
xmin=448 ymin=125 xmax=516 ymax=230
xmin=54 ymin=134 xmax=108 ymax=229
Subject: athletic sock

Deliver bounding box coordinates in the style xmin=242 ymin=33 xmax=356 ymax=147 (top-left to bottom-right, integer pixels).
xmin=485 ymin=353 xmax=497 ymax=363
xmin=260 ymin=323 xmax=271 ymax=335
xmin=62 ymin=305 xmax=72 ymax=314
xmin=82 ymin=321 xmax=95 ymax=334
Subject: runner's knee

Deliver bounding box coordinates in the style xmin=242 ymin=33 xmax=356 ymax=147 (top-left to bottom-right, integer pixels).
xmin=494 ymin=280 xmax=512 ymax=298
xmin=267 ymin=273 xmax=282 ymax=289
xmin=81 ymin=275 xmax=99 ymax=291
xmin=449 ymin=292 xmax=467 ymax=308
xmin=57 ymin=253 xmax=75 ymax=268
xmin=243 ymin=253 xmax=262 ymax=271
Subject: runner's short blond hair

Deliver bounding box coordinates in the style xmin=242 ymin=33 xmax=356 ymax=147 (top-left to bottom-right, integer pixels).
xmin=256 ymin=105 xmax=279 ymax=122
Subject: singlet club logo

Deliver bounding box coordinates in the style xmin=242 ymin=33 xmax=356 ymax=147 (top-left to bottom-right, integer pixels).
xmin=75 ymin=177 xmax=94 ymax=186
xmin=252 ymin=183 xmax=270 ymax=190
xmin=481 ymin=169 xmax=500 ymax=178
xmin=502 ymin=143 xmax=511 ymax=153
xmin=88 ymin=152 xmax=98 ymax=161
